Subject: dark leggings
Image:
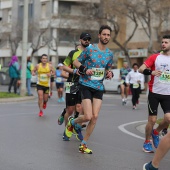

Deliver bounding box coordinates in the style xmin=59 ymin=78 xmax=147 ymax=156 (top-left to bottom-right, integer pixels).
xmin=130 ymin=84 xmax=141 ymax=106
xmin=8 ymin=78 xmax=18 ymax=93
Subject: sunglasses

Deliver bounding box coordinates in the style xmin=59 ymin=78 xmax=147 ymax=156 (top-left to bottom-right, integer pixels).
xmin=82 ymin=38 xmax=91 ymax=41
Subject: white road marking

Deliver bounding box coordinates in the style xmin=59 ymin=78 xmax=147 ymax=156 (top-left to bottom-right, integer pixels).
xmin=118 ymin=120 xmax=147 ymax=140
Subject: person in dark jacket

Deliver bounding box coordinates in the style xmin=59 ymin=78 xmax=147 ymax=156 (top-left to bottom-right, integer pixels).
xmin=26 ymin=57 xmax=33 ymax=96
xmin=8 ymin=55 xmax=20 ymax=93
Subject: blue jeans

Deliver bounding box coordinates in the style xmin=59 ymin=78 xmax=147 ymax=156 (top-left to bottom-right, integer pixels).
xmin=26 ymin=78 xmax=31 ymax=95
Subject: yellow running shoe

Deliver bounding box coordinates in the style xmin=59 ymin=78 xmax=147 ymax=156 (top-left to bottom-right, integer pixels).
xmin=79 ymin=144 xmax=92 ymax=154
xmin=65 ymin=117 xmax=74 ymax=138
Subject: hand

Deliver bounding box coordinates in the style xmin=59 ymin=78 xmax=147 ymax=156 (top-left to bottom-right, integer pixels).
xmin=86 ymin=69 xmax=93 ymax=75
xmin=47 ymin=73 xmax=51 ymax=77
xmin=106 ymin=70 xmax=114 ymax=79
xmin=152 ymin=70 xmax=162 ymax=77
xmin=76 ymin=69 xmax=80 ymax=75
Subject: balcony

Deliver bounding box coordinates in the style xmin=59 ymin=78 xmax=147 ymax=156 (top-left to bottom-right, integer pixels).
xmin=59 ymin=0 xmax=100 ymax=2
xmin=40 ymin=17 xmax=99 ymax=30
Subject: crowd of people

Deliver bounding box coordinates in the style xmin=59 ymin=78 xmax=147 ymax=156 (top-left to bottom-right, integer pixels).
xmin=6 ymin=25 xmax=170 ymax=169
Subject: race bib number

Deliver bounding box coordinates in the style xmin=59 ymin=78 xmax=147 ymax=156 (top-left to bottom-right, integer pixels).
xmin=65 ymin=82 xmax=76 ymax=94
xmin=56 ymin=77 xmax=62 ymax=83
xmin=120 ymin=80 xmax=124 ymax=84
xmin=159 ymin=72 xmax=170 ymax=84
xmin=39 ymin=74 xmax=48 ymax=82
xmin=133 ymin=83 xmax=139 ymax=89
xmin=91 ymin=68 xmax=105 ymax=80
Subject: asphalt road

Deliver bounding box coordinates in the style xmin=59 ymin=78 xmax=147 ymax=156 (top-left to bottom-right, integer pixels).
xmin=0 ymin=85 xmax=170 ymax=170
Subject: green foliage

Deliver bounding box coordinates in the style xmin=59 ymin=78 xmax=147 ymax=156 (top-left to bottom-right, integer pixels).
xmin=0 ymin=92 xmax=20 ymax=98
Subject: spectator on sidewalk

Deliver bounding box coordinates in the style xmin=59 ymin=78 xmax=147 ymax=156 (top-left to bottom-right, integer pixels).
xmin=8 ymin=55 xmax=20 ymax=94
xmin=26 ymin=57 xmax=33 ymax=96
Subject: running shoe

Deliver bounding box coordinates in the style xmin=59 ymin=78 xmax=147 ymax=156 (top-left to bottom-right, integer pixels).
xmin=122 ymin=100 xmax=126 ymax=105
xmin=61 ymin=97 xmax=65 ymax=102
xmin=143 ymin=162 xmax=158 ymax=170
xmin=39 ymin=111 xmax=43 ymax=117
xmin=133 ymin=105 xmax=137 ymax=110
xmin=58 ymin=115 xmax=64 ymax=125
xmin=79 ymin=144 xmax=92 ymax=154
xmin=57 ymin=98 xmax=61 ymax=103
xmin=58 ymin=114 xmax=64 ymax=125
xmin=65 ymin=117 xmax=74 ymax=138
xmin=63 ymin=131 xmax=70 ymax=141
xmin=152 ymin=130 xmax=159 ymax=148
xmin=72 ymin=124 xmax=83 ymax=141
xmin=58 ymin=109 xmax=66 ymax=125
xmin=43 ymin=102 xmax=47 ymax=109
xmin=143 ymin=142 xmax=154 ymax=153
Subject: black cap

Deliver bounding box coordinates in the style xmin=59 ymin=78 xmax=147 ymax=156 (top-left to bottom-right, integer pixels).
xmin=80 ymin=32 xmax=91 ymax=39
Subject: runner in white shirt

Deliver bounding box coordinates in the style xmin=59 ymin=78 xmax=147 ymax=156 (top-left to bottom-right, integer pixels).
xmin=139 ymin=35 xmax=170 ymax=170
xmin=125 ymin=63 xmax=144 ymax=109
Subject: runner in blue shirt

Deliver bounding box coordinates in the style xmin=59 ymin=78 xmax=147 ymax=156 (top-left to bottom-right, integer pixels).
xmin=64 ymin=25 xmax=114 ymax=154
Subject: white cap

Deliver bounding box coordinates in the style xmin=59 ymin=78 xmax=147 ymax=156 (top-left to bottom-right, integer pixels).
xmin=58 ymin=63 xmax=63 ymax=67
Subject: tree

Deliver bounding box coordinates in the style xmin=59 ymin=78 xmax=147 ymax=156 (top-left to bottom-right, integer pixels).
xmin=100 ymin=0 xmax=139 ymax=67
xmin=0 ymin=22 xmax=21 ymax=56
xmin=28 ymin=21 xmax=51 ymax=57
xmin=9 ymin=23 xmax=22 ymax=55
xmin=134 ymin=0 xmax=170 ymax=53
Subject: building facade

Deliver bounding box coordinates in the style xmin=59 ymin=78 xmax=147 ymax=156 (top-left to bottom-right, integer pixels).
xmin=0 ymin=0 xmax=100 ymax=67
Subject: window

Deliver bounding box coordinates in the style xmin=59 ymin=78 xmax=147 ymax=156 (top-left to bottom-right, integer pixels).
xmin=18 ymin=5 xmax=24 ymax=24
xmin=29 ymin=2 xmax=34 ymax=20
xmin=41 ymin=3 xmax=46 ymax=19
xmin=7 ymin=10 xmax=11 ymax=23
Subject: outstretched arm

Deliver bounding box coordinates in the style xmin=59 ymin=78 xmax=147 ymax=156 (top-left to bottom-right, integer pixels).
xmin=32 ymin=64 xmax=38 ymax=76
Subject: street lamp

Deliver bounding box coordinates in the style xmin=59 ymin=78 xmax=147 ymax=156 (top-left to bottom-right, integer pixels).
xmin=0 ymin=0 xmax=2 ymax=21
xmin=20 ymin=0 xmax=28 ymax=96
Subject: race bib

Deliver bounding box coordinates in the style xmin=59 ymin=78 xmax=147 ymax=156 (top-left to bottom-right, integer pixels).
xmin=39 ymin=74 xmax=48 ymax=82
xmin=120 ymin=80 xmax=124 ymax=84
xmin=159 ymin=72 xmax=170 ymax=84
xmin=91 ymin=68 xmax=105 ymax=80
xmin=56 ymin=77 xmax=62 ymax=83
xmin=65 ymin=82 xmax=76 ymax=94
xmin=133 ymin=83 xmax=139 ymax=89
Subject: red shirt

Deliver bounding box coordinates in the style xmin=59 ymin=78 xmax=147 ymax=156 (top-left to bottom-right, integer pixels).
xmin=144 ymin=53 xmax=170 ymax=95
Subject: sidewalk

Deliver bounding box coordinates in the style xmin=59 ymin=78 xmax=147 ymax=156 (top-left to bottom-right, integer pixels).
xmin=0 ymin=85 xmax=36 ymax=103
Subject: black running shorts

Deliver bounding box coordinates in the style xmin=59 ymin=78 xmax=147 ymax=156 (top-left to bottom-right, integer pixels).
xmin=80 ymin=85 xmax=103 ymax=101
xmin=148 ymin=91 xmax=170 ymax=116
xmin=37 ymin=84 xmax=49 ymax=94
xmin=56 ymin=83 xmax=64 ymax=89
xmin=66 ymin=90 xmax=81 ymax=106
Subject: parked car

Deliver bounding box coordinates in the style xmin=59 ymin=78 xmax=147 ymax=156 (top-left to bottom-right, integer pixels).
xmin=0 ymin=67 xmax=10 ymax=85
xmin=103 ymin=69 xmax=145 ymax=93
xmin=103 ymin=69 xmax=121 ymax=93
xmin=31 ymin=74 xmax=37 ymax=85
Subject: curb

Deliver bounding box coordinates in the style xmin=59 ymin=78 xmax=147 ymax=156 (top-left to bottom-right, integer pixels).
xmin=0 ymin=96 xmax=36 ymax=103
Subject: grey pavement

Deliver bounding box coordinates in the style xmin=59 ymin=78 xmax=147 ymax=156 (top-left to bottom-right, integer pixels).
xmin=1 ymin=85 xmax=170 ymax=170
xmin=0 ymin=84 xmax=148 ymax=134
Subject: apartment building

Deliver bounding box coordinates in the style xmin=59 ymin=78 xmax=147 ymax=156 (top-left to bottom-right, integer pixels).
xmin=0 ymin=0 xmax=100 ymax=67
xmin=104 ymin=0 xmax=170 ymax=68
